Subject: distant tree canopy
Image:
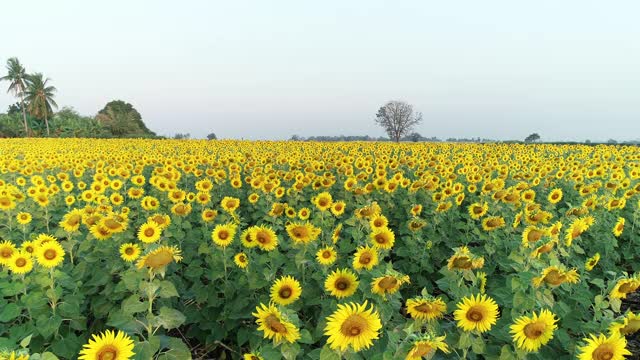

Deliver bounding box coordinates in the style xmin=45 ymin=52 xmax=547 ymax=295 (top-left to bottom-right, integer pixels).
xmin=524 ymin=133 xmax=541 ymax=143
xmin=96 ymin=100 xmax=156 ymax=138
xmin=375 ymin=101 xmax=423 ymax=142
xmin=173 ymin=133 xmax=191 ymax=140
xmin=207 ymin=132 xmax=217 ymax=140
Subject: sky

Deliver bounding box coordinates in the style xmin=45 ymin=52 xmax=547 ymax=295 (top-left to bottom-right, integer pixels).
xmin=1 ymin=0 xmax=640 ymax=141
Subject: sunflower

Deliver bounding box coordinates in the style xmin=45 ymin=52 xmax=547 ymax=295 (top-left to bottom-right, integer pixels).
xmin=286 ymin=222 xmax=321 ymax=245
xmin=609 ymin=312 xmax=640 ymax=337
xmin=405 ymin=334 xmax=450 ymax=360
xmin=201 ymin=208 xmax=218 ymax=223
xmin=35 ymin=241 xmax=65 ymax=268
xmin=548 ymin=188 xmax=563 ymax=204
xmin=119 ymin=243 xmax=141 ymax=262
xmin=90 ymin=224 xmax=113 ymax=241
xmin=370 ymin=227 xmax=395 ymax=250
xmin=316 ymin=246 xmax=338 ymax=266
xmin=136 ymin=222 xmax=161 ymax=244
xmin=408 ymin=218 xmax=427 ymax=232
xmin=148 ymin=213 xmax=171 ymax=230
xmin=454 ymin=294 xmax=499 ymax=333
xmin=612 ymin=217 xmax=625 ymax=237
xmin=352 ymin=245 xmax=378 ymax=271
xmin=577 ymin=333 xmax=630 ymax=360
xmin=78 ymin=329 xmax=135 ymax=360
xmin=510 ymin=309 xmax=558 ymax=352
xmin=0 ymin=240 xmax=17 ymax=265
xmin=447 ymin=246 xmax=484 ymax=271
xmin=371 ymin=274 xmax=410 ymax=297
xmin=34 ymin=233 xmax=56 ymax=248
xmin=234 ymin=252 xmax=249 ymax=269
xmin=135 ymin=245 xmax=183 ymax=271
xmin=324 ymin=301 xmax=382 ymax=352
xmin=297 ymin=207 xmax=310 ymax=220
xmin=221 ymin=196 xmax=240 ymax=213
xmin=16 ymin=212 xmax=32 ymax=225
xmin=585 ymin=253 xmax=600 ymax=271
xmin=7 ymin=251 xmax=33 ymax=274
xmin=369 ymin=215 xmax=389 ymax=231
xmin=405 ymin=296 xmax=447 ymax=321
xmin=468 ymin=202 xmax=488 ymax=220
xmin=211 ymin=223 xmax=238 ymax=248
xmin=313 ymin=191 xmax=333 ymax=211
xmin=332 ymin=223 xmax=342 ymax=243
xmin=21 ymin=240 xmax=36 ymax=255
xmin=610 ymin=276 xmax=640 ymax=299
xmin=252 ymin=303 xmax=300 ymax=343
xmin=331 ymin=201 xmax=346 ymax=216
xmin=482 ymin=216 xmax=505 ymax=232
xmin=270 ymin=275 xmax=302 ymax=306
xmin=522 ymin=226 xmax=548 ymax=247
xmin=410 ymin=204 xmax=423 ymax=217
xmin=530 ymin=240 xmax=556 ymax=258
xmin=251 ymin=225 xmax=278 ymax=251
xmin=5 ymin=351 xmax=29 ymax=360
xmin=533 ymin=266 xmax=580 ymax=287
xmin=325 ymin=268 xmax=359 ymax=299
xmin=243 ymin=353 xmax=264 ymax=360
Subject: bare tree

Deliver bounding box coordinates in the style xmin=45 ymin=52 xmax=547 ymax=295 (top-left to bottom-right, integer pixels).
xmin=375 ymin=101 xmax=422 ymax=142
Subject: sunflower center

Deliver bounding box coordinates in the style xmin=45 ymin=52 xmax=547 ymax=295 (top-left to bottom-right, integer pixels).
xmin=256 ymin=233 xmax=266 ymax=243
xmin=473 ymin=206 xmax=483 ymax=214
xmin=619 ymin=282 xmax=634 ymax=293
xmin=125 ymin=247 xmax=135 ymax=255
xmin=414 ymin=303 xmax=433 ymax=313
xmin=322 ymin=251 xmax=332 ymax=259
xmin=96 ymin=345 xmax=118 ymax=360
xmin=359 ymin=253 xmax=372 ymax=264
xmin=265 ymin=315 xmax=287 ymax=333
xmin=218 ymin=231 xmax=229 ymax=240
xmin=15 ymin=258 xmax=26 ymax=267
xmin=279 ymin=286 xmax=292 ymax=299
xmin=592 ymin=344 xmax=615 ymax=360
xmin=523 ymin=322 xmax=545 ymax=339
xmin=374 ymin=234 xmax=386 ymax=244
xmin=44 ymin=249 xmax=57 ymax=260
xmin=543 ymin=270 xmax=564 ymax=286
xmin=378 ymin=276 xmax=398 ymax=290
xmin=466 ymin=307 xmax=484 ymax=322
xmin=144 ymin=228 xmax=155 ymax=237
xmin=452 ymin=256 xmax=472 ymax=269
xmin=335 ymin=278 xmax=349 ymax=290
xmin=413 ymin=343 xmax=433 ymax=357
xmin=486 ymin=219 xmax=500 ymax=227
xmin=340 ymin=314 xmax=367 ymax=337
xmin=528 ymin=230 xmax=543 ymax=242
xmin=1 ymin=249 xmax=12 ymax=258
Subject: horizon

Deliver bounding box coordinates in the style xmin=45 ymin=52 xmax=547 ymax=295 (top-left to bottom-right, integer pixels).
xmin=3 ymin=0 xmax=640 ymax=142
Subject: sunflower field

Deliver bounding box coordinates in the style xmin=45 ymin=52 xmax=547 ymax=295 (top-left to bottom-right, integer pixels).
xmin=0 ymin=139 xmax=639 ymax=360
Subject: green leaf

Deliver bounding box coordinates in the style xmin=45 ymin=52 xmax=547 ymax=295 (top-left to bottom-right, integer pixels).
xmin=158 ymin=281 xmax=179 ymax=298
xmin=20 ymin=334 xmax=32 ymax=348
xmin=36 ymin=315 xmax=63 ymax=338
xmin=319 ymin=345 xmax=341 ymax=360
xmin=157 ymin=337 xmax=192 ymax=360
xmin=121 ymin=295 xmax=148 ymax=315
xmin=281 ymin=342 xmax=301 ymax=360
xmin=153 ymin=307 xmax=186 ymax=330
xmin=0 ymin=303 xmax=21 ymax=322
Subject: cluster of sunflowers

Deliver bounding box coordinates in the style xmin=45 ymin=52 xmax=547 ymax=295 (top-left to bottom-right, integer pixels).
xmin=0 ymin=138 xmax=639 ymax=359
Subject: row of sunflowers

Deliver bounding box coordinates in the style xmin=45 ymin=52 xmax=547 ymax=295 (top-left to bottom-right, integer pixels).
xmin=0 ymin=139 xmax=638 ymax=359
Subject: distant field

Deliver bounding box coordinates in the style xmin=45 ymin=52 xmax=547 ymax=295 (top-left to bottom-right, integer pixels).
xmin=0 ymin=139 xmax=638 ymax=359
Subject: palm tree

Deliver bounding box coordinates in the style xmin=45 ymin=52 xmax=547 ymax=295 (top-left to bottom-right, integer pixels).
xmin=25 ymin=73 xmax=57 ymax=136
xmin=0 ymin=58 xmax=30 ymax=135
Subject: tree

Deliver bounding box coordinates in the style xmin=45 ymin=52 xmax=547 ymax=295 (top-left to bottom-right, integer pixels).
xmin=173 ymin=133 xmax=191 ymax=139
xmin=25 ymin=73 xmax=58 ymax=136
xmin=524 ymin=133 xmax=541 ymax=143
xmin=207 ymin=132 xmax=217 ymax=140
xmin=0 ymin=58 xmax=30 ymax=135
xmin=96 ymin=100 xmax=156 ymax=137
xmin=374 ymin=101 xmax=422 ymax=142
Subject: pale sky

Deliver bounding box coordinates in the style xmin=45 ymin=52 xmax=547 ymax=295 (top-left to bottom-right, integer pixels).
xmin=2 ymin=0 xmax=640 ymax=141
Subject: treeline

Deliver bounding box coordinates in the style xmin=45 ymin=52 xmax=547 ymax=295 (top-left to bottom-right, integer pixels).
xmin=1 ymin=57 xmax=157 ymax=138
xmin=0 ymin=100 xmax=157 ymax=138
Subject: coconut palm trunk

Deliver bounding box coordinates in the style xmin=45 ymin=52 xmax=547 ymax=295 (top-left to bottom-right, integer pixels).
xmin=20 ymin=92 xmax=29 ymax=135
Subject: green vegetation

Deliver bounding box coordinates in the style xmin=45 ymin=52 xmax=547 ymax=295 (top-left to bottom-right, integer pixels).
xmin=1 ymin=57 xmax=156 ymax=138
